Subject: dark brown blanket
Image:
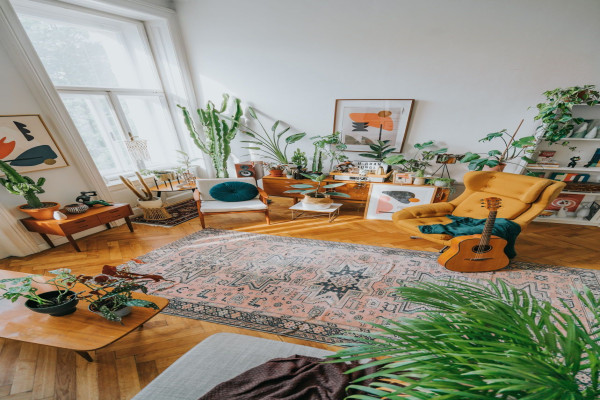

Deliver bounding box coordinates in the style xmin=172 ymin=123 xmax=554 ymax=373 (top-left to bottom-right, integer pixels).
xmin=198 ymin=355 xmax=374 ymax=400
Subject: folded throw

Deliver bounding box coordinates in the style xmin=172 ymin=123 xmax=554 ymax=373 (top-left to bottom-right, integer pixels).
xmin=198 ymin=354 xmax=375 ymax=400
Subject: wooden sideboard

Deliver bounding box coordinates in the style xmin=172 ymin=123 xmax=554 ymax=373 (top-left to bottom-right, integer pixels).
xmin=21 ymin=203 xmax=134 ymax=252
xmin=262 ymin=176 xmax=449 ymax=204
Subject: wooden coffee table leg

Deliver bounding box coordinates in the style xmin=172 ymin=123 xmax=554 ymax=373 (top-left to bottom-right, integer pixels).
xmin=75 ymin=351 xmax=94 ymax=362
xmin=124 ymin=216 xmax=134 ymax=233
xmin=66 ymin=235 xmax=81 ymax=252
xmin=40 ymin=233 xmax=55 ymax=248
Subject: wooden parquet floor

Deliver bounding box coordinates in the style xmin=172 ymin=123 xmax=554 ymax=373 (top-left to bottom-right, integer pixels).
xmin=0 ymin=197 xmax=598 ymax=399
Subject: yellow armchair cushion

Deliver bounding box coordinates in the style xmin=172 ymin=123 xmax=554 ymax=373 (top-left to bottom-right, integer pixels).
xmin=462 ymin=171 xmax=553 ymax=203
xmin=453 ymin=191 xmax=531 ymax=220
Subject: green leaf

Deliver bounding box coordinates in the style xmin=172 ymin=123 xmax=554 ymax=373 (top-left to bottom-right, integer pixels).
xmin=283 ymin=189 xmax=306 ymax=193
xmin=124 ymin=299 xmax=159 ymax=309
xmin=358 ymin=153 xmax=379 ymax=159
xmin=326 ymin=192 xmax=350 ymax=197
xmin=247 ymin=107 xmax=257 ymax=119
xmin=289 ymin=184 xmax=314 ymax=189
xmin=488 ymin=150 xmax=502 ymax=157
xmin=323 ymin=183 xmax=346 ymax=188
xmin=460 ymin=152 xmax=481 ymax=162
xmin=271 ymin=120 xmax=280 ymax=132
xmin=285 ymin=132 xmax=306 ymax=144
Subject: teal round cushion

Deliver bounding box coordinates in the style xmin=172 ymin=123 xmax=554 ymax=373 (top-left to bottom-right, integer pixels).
xmin=209 ymin=181 xmax=259 ymax=202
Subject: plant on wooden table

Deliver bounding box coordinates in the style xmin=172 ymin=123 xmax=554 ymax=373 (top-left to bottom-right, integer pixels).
xmin=285 ymin=173 xmax=349 ymax=208
xmin=310 ymin=132 xmax=348 ymax=173
xmin=75 ymin=265 xmax=170 ymax=322
xmin=329 ymin=279 xmax=600 ymax=399
xmin=0 ymin=159 xmax=59 ymax=219
xmin=534 ymin=85 xmax=600 ymax=144
xmin=384 ymin=141 xmax=448 ymax=176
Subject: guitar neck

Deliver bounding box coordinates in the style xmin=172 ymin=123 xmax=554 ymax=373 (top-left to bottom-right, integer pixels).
xmin=481 ymin=210 xmax=497 ymax=245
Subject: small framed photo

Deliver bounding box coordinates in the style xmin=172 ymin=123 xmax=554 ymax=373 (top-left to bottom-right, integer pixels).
xmin=364 ymin=183 xmax=436 ymax=220
xmin=435 ymin=153 xmax=464 ymax=164
xmin=0 ymin=114 xmax=68 ymax=174
xmin=333 ymin=99 xmax=414 ymax=153
xmin=392 ymin=172 xmax=413 ymax=184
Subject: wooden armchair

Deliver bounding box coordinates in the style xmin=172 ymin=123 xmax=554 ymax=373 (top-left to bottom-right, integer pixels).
xmin=392 ymin=171 xmax=566 ymax=246
xmin=194 ymin=177 xmax=270 ymax=228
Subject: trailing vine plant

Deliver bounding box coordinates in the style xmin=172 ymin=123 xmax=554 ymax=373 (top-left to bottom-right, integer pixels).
xmin=534 ymin=85 xmax=600 ymax=144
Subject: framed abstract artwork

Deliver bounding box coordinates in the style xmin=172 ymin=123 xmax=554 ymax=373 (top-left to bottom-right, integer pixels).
xmin=333 ymin=99 xmax=414 ymax=152
xmin=0 ymin=115 xmax=68 ymax=173
xmin=364 ymin=183 xmax=436 ymax=220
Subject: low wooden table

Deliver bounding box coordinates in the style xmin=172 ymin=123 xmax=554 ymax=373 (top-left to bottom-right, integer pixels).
xmin=20 ymin=203 xmax=134 ymax=252
xmin=0 ymin=269 xmax=168 ymax=362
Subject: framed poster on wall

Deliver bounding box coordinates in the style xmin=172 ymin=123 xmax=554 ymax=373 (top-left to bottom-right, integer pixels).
xmin=365 ymin=183 xmax=436 ymax=220
xmin=0 ymin=115 xmax=68 ymax=173
xmin=333 ymin=99 xmax=414 ymax=153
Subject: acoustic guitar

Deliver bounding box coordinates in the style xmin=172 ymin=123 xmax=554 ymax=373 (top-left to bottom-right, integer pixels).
xmin=438 ymin=197 xmax=509 ymax=272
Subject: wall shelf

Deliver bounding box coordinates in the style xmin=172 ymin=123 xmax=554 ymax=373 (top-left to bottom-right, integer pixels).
xmin=535 ymin=217 xmax=598 ymax=226
xmin=527 ymin=166 xmax=600 ymax=173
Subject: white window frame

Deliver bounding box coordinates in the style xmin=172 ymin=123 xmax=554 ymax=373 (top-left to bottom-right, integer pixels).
xmin=0 ymin=0 xmax=205 ymax=192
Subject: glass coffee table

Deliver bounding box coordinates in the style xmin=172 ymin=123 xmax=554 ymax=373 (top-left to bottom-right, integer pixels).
xmin=289 ymin=202 xmax=342 ymax=222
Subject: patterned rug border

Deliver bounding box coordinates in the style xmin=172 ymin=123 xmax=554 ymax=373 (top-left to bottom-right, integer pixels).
xmin=124 ymin=228 xmax=600 ymax=343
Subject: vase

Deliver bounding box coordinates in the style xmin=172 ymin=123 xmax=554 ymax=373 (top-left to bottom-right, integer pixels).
xmin=483 ymin=163 xmax=506 ymax=172
xmin=571 ymin=123 xmax=588 ymax=138
xmin=557 ymin=206 xmax=568 ymax=218
xmin=137 ymin=198 xmax=163 ymax=209
xmin=25 ymin=290 xmax=78 ymax=316
xmin=577 ymin=204 xmax=590 ymax=219
xmin=65 ymin=203 xmax=89 ymax=214
xmin=18 ymin=202 xmax=60 ymax=220
xmin=269 ymin=169 xmax=284 ymax=177
xmin=88 ymin=304 xmax=132 ymax=319
xmin=585 ymin=127 xmax=598 ymax=139
xmin=413 ymin=177 xmax=426 ymax=185
xmin=301 ymin=194 xmax=333 ymax=209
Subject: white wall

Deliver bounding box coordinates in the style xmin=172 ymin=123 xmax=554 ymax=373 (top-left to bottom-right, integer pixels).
xmin=175 ymin=0 xmax=600 ymax=176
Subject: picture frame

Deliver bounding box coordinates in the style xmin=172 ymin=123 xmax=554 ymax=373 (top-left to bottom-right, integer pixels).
xmin=364 ymin=183 xmax=436 ymax=220
xmin=0 ymin=114 xmax=68 ymax=173
xmin=333 ymin=99 xmax=414 ymax=153
xmin=392 ymin=171 xmax=413 ymax=184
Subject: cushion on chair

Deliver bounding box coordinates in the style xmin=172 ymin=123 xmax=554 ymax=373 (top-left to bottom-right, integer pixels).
xmin=452 ymin=191 xmax=531 ymax=219
xmin=209 ymin=181 xmax=259 ymax=202
xmin=201 ymin=199 xmax=267 ymax=213
xmin=196 ymin=178 xmax=258 ymax=201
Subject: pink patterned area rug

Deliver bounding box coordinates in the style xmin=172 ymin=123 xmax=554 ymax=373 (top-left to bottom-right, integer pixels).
xmin=125 ymin=229 xmax=600 ymax=343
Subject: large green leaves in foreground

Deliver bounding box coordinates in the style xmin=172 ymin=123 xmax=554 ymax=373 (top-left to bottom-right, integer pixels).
xmin=328 ymin=280 xmax=600 ymax=399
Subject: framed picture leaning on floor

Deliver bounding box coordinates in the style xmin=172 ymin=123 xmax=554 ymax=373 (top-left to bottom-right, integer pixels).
xmin=365 ymin=183 xmax=436 ymax=220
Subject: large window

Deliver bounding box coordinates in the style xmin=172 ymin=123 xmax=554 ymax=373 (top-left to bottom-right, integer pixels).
xmin=14 ymin=1 xmax=182 ymax=182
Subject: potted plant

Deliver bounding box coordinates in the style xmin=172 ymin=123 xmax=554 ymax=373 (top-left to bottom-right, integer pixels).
xmin=329 ymin=279 xmax=600 ymax=399
xmin=178 ymin=94 xmax=243 ymax=178
xmin=0 ymin=160 xmax=59 ymax=220
xmin=534 ymin=85 xmax=600 ymax=144
xmin=460 ymin=126 xmax=536 ymax=171
xmin=284 ymin=173 xmax=349 ymax=209
xmin=175 ymin=150 xmax=200 ymax=184
xmin=310 ymin=132 xmax=349 ymax=173
xmin=384 ymin=141 xmax=447 ymax=184
xmin=268 ymin=163 xmax=285 ymax=177
xmin=74 ymin=265 xmax=170 ymax=322
xmin=232 ymin=106 xmax=306 ymax=165
xmin=358 ymin=140 xmax=396 ymax=168
xmin=0 ymin=269 xmax=78 ymax=316
xmin=430 ymin=177 xmax=454 ymax=187
xmin=291 ymin=149 xmax=308 ymax=170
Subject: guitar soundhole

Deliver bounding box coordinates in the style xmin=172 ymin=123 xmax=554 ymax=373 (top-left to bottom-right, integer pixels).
xmin=471 ymin=245 xmax=492 ymax=253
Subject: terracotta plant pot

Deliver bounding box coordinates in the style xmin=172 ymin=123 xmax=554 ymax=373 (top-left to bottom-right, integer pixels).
xmin=270 ymin=169 xmax=284 ymax=177
xmin=18 ymin=202 xmax=60 ymax=220
xmin=301 ymin=194 xmax=333 ymax=210
xmin=483 ymin=163 xmax=506 ymax=172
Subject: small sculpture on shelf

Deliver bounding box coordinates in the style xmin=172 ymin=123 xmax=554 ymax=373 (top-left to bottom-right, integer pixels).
xmin=75 ymin=191 xmax=111 ymax=207
xmin=567 ymin=156 xmax=581 ymax=168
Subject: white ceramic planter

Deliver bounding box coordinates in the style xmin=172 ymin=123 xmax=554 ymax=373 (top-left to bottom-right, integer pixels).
xmin=138 ymin=198 xmax=163 ymax=209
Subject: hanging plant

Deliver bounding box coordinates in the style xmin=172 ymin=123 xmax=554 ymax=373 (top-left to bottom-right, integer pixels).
xmin=534 ymin=85 xmax=600 ymax=144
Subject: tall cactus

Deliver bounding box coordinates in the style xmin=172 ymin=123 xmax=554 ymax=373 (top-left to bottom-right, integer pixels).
xmin=178 ymin=94 xmax=243 ymax=178
xmin=0 ymin=160 xmax=45 ymax=208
